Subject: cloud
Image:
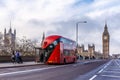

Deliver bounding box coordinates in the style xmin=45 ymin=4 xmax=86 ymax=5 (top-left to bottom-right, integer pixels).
xmin=0 ymin=0 xmax=120 ymax=55
xmin=86 ymin=0 xmax=120 ymax=19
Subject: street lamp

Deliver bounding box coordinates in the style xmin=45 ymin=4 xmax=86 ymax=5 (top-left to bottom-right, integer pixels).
xmin=76 ymin=21 xmax=87 ymax=47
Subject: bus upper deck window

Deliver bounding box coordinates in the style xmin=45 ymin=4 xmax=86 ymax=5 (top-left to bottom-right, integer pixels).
xmin=53 ymin=40 xmax=58 ymax=46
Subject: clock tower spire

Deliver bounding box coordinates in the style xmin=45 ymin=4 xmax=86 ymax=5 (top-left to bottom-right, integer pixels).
xmin=102 ymin=22 xmax=110 ymax=59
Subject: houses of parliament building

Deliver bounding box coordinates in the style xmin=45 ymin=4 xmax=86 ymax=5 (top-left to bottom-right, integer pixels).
xmin=77 ymin=23 xmax=110 ymax=59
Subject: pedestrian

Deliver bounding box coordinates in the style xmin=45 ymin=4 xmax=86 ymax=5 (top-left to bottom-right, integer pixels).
xmin=15 ymin=51 xmax=19 ymax=63
xmin=19 ymin=52 xmax=23 ymax=63
xmin=11 ymin=51 xmax=16 ymax=63
xmin=40 ymin=53 xmax=44 ymax=62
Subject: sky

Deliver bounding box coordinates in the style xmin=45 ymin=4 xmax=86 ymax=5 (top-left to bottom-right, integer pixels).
xmin=0 ymin=0 xmax=120 ymax=55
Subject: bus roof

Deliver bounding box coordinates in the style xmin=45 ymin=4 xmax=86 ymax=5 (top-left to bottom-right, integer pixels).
xmin=42 ymin=35 xmax=76 ymax=48
xmin=42 ymin=35 xmax=61 ymax=48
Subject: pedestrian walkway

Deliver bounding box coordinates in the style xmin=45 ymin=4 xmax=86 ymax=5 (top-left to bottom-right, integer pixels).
xmin=0 ymin=62 xmax=43 ymax=68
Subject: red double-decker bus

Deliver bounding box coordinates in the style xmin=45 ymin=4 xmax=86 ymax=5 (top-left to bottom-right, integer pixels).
xmin=42 ymin=35 xmax=77 ymax=64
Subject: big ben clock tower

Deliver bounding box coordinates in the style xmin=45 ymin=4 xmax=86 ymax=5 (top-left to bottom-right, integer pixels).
xmin=102 ymin=23 xmax=110 ymax=59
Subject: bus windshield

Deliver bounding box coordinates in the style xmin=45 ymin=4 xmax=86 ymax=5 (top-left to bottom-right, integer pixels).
xmin=43 ymin=39 xmax=59 ymax=62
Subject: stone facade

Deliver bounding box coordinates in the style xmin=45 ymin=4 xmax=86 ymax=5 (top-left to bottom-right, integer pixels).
xmin=77 ymin=44 xmax=95 ymax=59
xmin=4 ymin=28 xmax=16 ymax=53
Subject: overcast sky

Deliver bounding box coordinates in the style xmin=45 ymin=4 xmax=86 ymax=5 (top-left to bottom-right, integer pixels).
xmin=0 ymin=0 xmax=120 ymax=55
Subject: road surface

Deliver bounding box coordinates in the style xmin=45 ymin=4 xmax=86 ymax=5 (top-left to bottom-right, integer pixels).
xmin=0 ymin=60 xmax=108 ymax=80
xmin=86 ymin=59 xmax=120 ymax=80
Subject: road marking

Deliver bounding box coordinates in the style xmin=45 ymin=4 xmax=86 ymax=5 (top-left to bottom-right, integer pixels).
xmin=89 ymin=75 xmax=97 ymax=80
xmin=103 ymin=65 xmax=107 ymax=69
xmin=0 ymin=65 xmax=67 ymax=76
xmin=103 ymin=70 xmax=120 ymax=73
xmin=89 ymin=60 xmax=112 ymax=80
xmin=97 ymin=60 xmax=112 ymax=74
xmin=101 ymin=75 xmax=120 ymax=78
xmin=109 ymin=69 xmax=120 ymax=71
xmin=115 ymin=60 xmax=120 ymax=68
xmin=98 ymin=69 xmax=104 ymax=74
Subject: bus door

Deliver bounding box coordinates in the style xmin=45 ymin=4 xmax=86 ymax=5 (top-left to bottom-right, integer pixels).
xmin=35 ymin=47 xmax=44 ymax=63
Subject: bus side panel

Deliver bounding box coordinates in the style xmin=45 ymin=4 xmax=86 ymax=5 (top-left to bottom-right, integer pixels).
xmin=60 ymin=44 xmax=77 ymax=64
xmin=60 ymin=42 xmax=64 ymax=64
xmin=47 ymin=44 xmax=60 ymax=64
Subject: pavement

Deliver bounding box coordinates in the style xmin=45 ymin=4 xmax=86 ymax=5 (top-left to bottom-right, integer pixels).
xmin=0 ymin=61 xmax=44 ymax=68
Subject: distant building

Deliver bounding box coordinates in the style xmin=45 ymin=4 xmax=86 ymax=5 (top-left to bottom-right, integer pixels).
xmin=102 ymin=23 xmax=110 ymax=59
xmin=112 ymin=54 xmax=120 ymax=59
xmin=0 ymin=32 xmax=3 ymax=45
xmin=0 ymin=32 xmax=3 ymax=53
xmin=77 ymin=44 xmax=95 ymax=59
xmin=77 ymin=44 xmax=103 ymax=59
xmin=94 ymin=51 xmax=103 ymax=59
xmin=4 ymin=28 xmax=16 ymax=52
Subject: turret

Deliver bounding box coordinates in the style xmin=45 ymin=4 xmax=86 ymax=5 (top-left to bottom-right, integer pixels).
xmin=4 ymin=28 xmax=6 ymax=36
xmin=41 ymin=32 xmax=45 ymax=46
xmin=9 ymin=27 xmax=12 ymax=33
xmin=14 ymin=29 xmax=16 ymax=36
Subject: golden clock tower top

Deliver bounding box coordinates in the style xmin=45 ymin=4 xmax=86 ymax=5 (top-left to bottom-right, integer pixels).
xmin=103 ymin=23 xmax=109 ymax=36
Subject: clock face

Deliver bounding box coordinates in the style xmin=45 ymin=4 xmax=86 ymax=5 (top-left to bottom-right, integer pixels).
xmin=104 ymin=36 xmax=107 ymax=39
